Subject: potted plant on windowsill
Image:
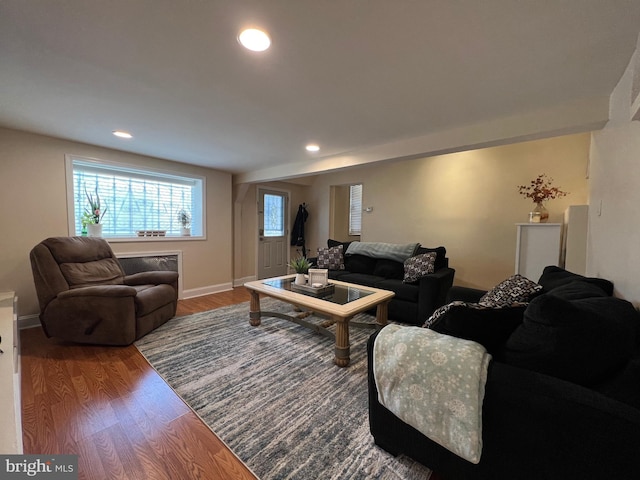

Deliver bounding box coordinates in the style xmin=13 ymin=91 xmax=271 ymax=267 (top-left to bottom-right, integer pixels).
xmin=288 ymin=256 xmax=313 ymax=285
xmin=84 ymin=188 xmax=107 ymax=237
xmin=177 ymin=209 xmax=191 ymax=236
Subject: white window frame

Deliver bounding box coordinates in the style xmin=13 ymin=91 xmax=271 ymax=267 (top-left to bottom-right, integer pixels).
xmin=349 ymin=183 xmax=363 ymax=236
xmin=65 ymin=155 xmax=206 ymax=242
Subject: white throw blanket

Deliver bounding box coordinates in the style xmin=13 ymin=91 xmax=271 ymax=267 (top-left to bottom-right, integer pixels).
xmin=373 ymin=325 xmax=491 ymax=464
xmin=345 ymin=241 xmax=419 ymax=262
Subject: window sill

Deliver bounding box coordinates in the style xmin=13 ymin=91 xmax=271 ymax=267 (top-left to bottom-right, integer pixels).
xmin=81 ymin=235 xmax=206 ymax=243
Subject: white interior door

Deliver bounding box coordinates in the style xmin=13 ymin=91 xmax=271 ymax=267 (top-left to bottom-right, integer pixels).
xmin=257 ymin=189 xmax=289 ymax=279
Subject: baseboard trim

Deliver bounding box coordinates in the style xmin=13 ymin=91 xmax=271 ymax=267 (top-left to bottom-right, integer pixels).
xmin=233 ymin=275 xmax=256 ymax=287
xmin=18 ymin=314 xmax=41 ymax=330
xmin=182 ymin=282 xmax=234 ymax=299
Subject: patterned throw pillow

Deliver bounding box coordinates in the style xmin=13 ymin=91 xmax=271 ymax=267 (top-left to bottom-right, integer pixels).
xmin=479 ymin=274 xmax=543 ymax=307
xmin=316 ymin=245 xmax=345 ymax=270
xmin=423 ymin=300 xmax=468 ymax=328
xmin=423 ymin=300 xmax=528 ymax=354
xmin=424 ymin=300 xmax=527 ymax=328
xmin=403 ymin=252 xmax=437 ymax=284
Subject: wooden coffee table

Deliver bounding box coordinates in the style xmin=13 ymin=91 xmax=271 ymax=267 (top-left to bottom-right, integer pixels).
xmin=244 ymin=275 xmax=395 ymax=367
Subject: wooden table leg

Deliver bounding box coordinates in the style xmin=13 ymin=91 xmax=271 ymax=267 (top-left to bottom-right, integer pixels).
xmin=376 ymin=300 xmax=389 ymax=327
xmin=249 ymin=289 xmax=261 ymax=326
xmin=334 ymin=315 xmax=350 ymax=367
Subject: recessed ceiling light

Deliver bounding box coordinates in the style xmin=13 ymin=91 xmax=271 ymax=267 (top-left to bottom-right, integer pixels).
xmin=112 ymin=130 xmax=133 ymax=139
xmin=305 ymin=144 xmax=320 ymax=152
xmin=238 ymin=28 xmax=271 ymax=52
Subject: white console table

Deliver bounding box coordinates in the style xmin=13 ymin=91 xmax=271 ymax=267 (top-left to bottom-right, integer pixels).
xmin=0 ymin=291 xmax=22 ymax=453
xmin=515 ymin=223 xmax=562 ymax=282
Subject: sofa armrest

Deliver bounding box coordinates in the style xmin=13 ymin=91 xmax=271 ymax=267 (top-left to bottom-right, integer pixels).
xmin=445 ymin=286 xmax=487 ymax=304
xmin=58 ymin=285 xmax=137 ymax=298
xmin=416 ymin=267 xmax=455 ymax=321
xmin=125 ymin=271 xmax=179 ymax=287
xmin=367 ymin=329 xmax=640 ymax=479
xmin=43 ymin=287 xmax=138 ymax=344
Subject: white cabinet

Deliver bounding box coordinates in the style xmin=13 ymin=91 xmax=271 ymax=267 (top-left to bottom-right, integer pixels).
xmin=0 ymin=291 xmax=22 ymax=453
xmin=515 ymin=223 xmax=562 ymax=282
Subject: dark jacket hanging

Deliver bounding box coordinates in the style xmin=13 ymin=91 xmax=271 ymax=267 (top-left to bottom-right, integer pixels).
xmin=291 ymin=203 xmax=308 ymax=256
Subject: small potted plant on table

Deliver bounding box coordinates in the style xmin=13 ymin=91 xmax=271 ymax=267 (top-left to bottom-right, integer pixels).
xmin=288 ymin=256 xmax=313 ymax=285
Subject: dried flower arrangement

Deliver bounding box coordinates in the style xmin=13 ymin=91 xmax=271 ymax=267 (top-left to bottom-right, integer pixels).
xmin=517 ymin=174 xmax=569 ymax=204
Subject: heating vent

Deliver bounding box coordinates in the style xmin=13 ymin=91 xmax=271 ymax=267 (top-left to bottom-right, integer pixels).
xmin=117 ymin=251 xmax=183 ymax=298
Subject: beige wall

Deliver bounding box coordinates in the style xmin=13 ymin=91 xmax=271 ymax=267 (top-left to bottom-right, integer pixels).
xmin=588 ymin=44 xmax=640 ymax=304
xmin=0 ymin=127 xmax=233 ymax=317
xmin=304 ymin=133 xmax=590 ymax=289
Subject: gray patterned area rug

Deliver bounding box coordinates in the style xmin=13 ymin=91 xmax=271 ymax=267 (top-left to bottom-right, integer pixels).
xmin=135 ymin=298 xmax=432 ymax=480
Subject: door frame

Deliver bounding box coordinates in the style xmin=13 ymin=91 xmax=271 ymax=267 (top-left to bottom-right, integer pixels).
xmin=256 ymin=186 xmax=291 ymax=280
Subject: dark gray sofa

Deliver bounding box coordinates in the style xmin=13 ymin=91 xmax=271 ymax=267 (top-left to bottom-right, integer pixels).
xmin=368 ymin=266 xmax=640 ymax=479
xmin=312 ymin=240 xmax=455 ymax=325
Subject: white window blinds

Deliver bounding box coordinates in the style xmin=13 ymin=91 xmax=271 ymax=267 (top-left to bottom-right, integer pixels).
xmin=69 ymin=157 xmax=204 ymax=238
xmin=349 ymin=184 xmax=362 ymax=236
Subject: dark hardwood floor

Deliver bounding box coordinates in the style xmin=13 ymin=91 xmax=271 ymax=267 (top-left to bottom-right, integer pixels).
xmin=21 ymin=287 xmax=442 ymax=480
xmin=21 ymin=288 xmax=256 ymax=480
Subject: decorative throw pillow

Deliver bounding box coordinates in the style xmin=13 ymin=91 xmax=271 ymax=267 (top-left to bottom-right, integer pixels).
xmin=402 ymin=252 xmax=437 ymax=284
xmin=415 ymin=246 xmax=447 ymax=271
xmin=424 ymin=301 xmax=527 ymax=356
xmin=479 ymin=274 xmax=543 ymax=307
xmin=316 ymin=245 xmax=345 ymax=270
xmin=424 ymin=300 xmax=467 ymax=328
xmin=538 ymin=265 xmax=614 ymax=296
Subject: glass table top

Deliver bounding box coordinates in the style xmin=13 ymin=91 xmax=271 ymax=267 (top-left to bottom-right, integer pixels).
xmin=262 ymin=278 xmax=374 ymax=305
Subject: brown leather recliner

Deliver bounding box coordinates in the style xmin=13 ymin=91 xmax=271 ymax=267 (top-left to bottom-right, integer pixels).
xmin=30 ymin=236 xmax=179 ymax=345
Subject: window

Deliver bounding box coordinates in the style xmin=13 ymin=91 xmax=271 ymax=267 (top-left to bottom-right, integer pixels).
xmin=349 ymin=184 xmax=362 ymax=236
xmin=67 ymin=156 xmax=205 ymax=239
xmin=263 ymin=193 xmax=285 ymax=237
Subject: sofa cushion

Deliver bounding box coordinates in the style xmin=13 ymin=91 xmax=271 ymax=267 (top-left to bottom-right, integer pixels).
xmin=61 ymin=258 xmax=125 ymax=287
xmin=343 ymin=254 xmax=377 ymax=274
xmin=338 ymin=273 xmax=384 ymax=288
xmin=546 ymin=280 xmax=610 ymax=300
xmin=479 ymin=274 xmax=543 ymax=307
xmin=503 ymin=294 xmax=640 ymax=386
xmin=403 ymin=252 xmax=437 ymax=284
xmin=538 ymin=266 xmax=613 ymax=295
xmin=316 ymin=245 xmax=345 ymax=270
xmin=134 ymin=283 xmax=176 ymax=317
xmin=596 ymin=353 xmax=640 ymax=410
xmin=375 ymin=279 xmax=420 ymax=302
xmin=416 ymin=246 xmax=447 ymax=271
xmin=327 ymin=269 xmax=351 ymax=281
xmin=44 ymin=236 xmax=116 ymax=264
xmin=373 ymin=259 xmax=405 ymax=280
xmin=426 ymin=301 xmax=527 ymax=356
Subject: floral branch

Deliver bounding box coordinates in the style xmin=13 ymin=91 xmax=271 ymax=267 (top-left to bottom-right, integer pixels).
xmin=517 ymin=174 xmax=569 ymax=204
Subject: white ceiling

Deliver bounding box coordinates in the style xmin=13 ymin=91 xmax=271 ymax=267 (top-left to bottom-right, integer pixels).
xmin=1 ymin=1 xmax=640 ymax=181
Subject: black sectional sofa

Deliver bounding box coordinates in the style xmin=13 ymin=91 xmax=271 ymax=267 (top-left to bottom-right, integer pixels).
xmin=368 ymin=266 xmax=640 ymax=479
xmin=312 ymin=240 xmax=455 ymax=325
